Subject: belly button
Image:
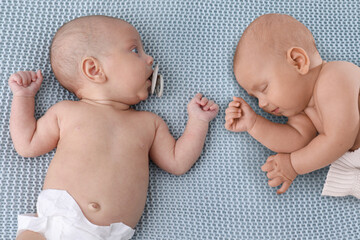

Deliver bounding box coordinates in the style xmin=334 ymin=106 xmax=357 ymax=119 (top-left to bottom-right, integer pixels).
xmin=88 ymin=202 xmax=101 ymax=211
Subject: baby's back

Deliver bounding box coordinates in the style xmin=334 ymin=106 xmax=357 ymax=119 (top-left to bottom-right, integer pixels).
xmin=43 ymin=100 xmax=157 ymax=228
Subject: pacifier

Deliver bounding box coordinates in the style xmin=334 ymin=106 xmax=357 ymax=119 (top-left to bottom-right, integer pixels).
xmin=150 ymin=64 xmax=164 ymax=97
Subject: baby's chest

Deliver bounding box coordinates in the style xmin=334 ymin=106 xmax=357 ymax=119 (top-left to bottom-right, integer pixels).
xmin=107 ymin=119 xmax=155 ymax=151
xmin=65 ymin=115 xmax=155 ymax=153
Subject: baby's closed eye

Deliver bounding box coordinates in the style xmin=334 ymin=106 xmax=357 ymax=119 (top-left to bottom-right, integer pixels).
xmin=261 ymin=84 xmax=268 ymax=92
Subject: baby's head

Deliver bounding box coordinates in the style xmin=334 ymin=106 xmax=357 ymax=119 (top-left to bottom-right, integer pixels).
xmin=234 ymin=14 xmax=323 ymax=117
xmin=50 ymin=15 xmax=154 ymax=105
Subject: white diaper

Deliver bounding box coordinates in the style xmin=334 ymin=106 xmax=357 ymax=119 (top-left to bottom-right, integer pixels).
xmin=17 ymin=189 xmax=135 ymax=240
xmin=322 ymin=148 xmax=360 ymax=199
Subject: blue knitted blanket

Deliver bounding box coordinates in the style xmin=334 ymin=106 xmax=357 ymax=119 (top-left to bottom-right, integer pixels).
xmin=1 ymin=0 xmax=359 ymax=239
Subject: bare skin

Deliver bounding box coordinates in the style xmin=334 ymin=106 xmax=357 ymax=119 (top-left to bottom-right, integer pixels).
xmin=225 ymin=13 xmax=360 ymax=194
xmin=16 ymin=230 xmax=45 ymax=240
xmin=10 ymin=16 xmax=219 ymax=238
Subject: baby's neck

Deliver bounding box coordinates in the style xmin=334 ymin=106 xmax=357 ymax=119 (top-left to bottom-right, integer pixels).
xmin=80 ymin=98 xmax=131 ymax=110
xmin=308 ymin=53 xmax=325 ymax=85
xmin=309 ymin=52 xmax=323 ymax=70
xmin=304 ymin=55 xmax=325 ymax=108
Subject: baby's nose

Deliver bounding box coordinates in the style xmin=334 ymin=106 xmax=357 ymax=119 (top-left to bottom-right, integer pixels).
xmin=147 ymin=55 xmax=154 ymax=65
xmin=258 ymin=98 xmax=268 ymax=109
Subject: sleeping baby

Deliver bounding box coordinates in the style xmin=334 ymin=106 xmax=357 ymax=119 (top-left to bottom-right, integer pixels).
xmin=225 ymin=13 xmax=360 ymax=197
xmin=9 ymin=15 xmax=219 ymax=239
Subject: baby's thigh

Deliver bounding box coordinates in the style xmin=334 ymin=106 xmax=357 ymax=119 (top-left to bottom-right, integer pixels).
xmin=16 ymin=230 xmax=46 ymax=240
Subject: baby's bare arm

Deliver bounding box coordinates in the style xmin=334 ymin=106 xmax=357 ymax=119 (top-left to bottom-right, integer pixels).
xmin=291 ymin=62 xmax=360 ymax=174
xmin=9 ymin=71 xmax=60 ymax=157
xmin=249 ymin=112 xmax=317 ymax=153
xmin=150 ymin=116 xmax=209 ymax=175
xmin=225 ymin=97 xmax=317 ymax=153
xmin=150 ymin=93 xmax=219 ymax=175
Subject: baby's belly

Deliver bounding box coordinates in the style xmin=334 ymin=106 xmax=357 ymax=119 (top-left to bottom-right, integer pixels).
xmin=350 ymin=132 xmax=360 ymax=151
xmin=43 ymin=152 xmax=149 ymax=228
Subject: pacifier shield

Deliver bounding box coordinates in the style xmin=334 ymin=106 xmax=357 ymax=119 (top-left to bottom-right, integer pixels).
xmin=150 ymin=64 xmax=163 ymax=97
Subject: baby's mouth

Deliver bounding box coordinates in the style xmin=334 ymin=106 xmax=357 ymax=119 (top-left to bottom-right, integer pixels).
xmin=271 ymin=107 xmax=280 ymax=114
xmin=146 ymin=73 xmax=152 ymax=89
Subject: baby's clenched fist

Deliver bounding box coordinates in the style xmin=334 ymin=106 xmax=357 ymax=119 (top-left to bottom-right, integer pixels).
xmin=225 ymin=96 xmax=257 ymax=132
xmin=9 ymin=70 xmax=43 ymax=97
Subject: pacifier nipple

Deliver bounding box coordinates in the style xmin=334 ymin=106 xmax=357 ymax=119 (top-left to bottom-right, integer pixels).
xmin=150 ymin=64 xmax=164 ymax=97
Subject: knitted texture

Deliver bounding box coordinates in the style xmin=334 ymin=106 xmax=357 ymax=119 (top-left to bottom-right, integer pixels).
xmin=1 ymin=0 xmax=359 ymax=239
xmin=322 ymin=148 xmax=360 ymax=198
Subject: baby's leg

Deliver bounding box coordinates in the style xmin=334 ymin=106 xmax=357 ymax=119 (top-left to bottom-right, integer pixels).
xmin=16 ymin=230 xmax=45 ymax=240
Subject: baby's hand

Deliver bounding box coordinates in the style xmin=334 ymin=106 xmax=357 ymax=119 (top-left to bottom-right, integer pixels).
xmin=8 ymin=70 xmax=43 ymax=97
xmin=261 ymin=153 xmax=298 ymax=194
xmin=188 ymin=93 xmax=219 ymax=122
xmin=225 ymin=96 xmax=257 ymax=132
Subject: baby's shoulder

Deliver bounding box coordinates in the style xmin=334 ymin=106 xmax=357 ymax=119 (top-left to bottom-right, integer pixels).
xmin=45 ymin=100 xmax=82 ymax=116
xmin=134 ymin=110 xmax=161 ymax=121
xmin=49 ymin=100 xmax=79 ymax=110
xmin=317 ymin=61 xmax=360 ymax=89
xmin=319 ymin=61 xmax=360 ymax=81
xmin=314 ymin=61 xmax=360 ymax=103
xmin=132 ymin=110 xmax=166 ymax=128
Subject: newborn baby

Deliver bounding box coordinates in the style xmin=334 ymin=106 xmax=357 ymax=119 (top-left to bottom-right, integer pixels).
xmin=9 ymin=15 xmax=219 ymax=239
xmin=226 ymin=13 xmax=360 ymax=196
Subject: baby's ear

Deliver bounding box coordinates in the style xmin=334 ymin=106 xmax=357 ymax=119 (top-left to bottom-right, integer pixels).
xmin=286 ymin=47 xmax=310 ymax=75
xmin=81 ymin=57 xmax=107 ymax=83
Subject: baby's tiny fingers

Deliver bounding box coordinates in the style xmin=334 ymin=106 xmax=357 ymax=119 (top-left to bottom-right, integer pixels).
xmin=209 ymin=103 xmax=219 ymax=111
xmin=268 ymin=177 xmax=283 ymax=188
xmin=34 ymin=70 xmax=44 ymax=85
xmin=15 ymin=73 xmax=26 ymax=86
xmin=9 ymin=73 xmax=21 ymax=84
xmin=224 ymin=119 xmax=234 ymax=130
xmin=233 ymin=96 xmax=245 ymax=102
xmin=30 ymin=71 xmax=37 ymax=81
xmin=200 ymin=97 xmax=208 ymax=106
xmin=203 ymin=100 xmax=214 ymax=110
xmin=266 ymin=170 xmax=278 ymax=179
xmin=277 ymin=181 xmax=291 ymax=195
xmin=261 ymin=160 xmax=274 ymax=172
xmin=266 ymin=155 xmax=276 ymax=162
xmin=24 ymin=71 xmax=33 ymax=80
xmin=36 ymin=70 xmax=42 ymax=78
xmin=18 ymin=72 xmax=31 ymax=86
xmin=228 ymin=101 xmax=240 ymax=108
xmin=225 ymin=112 xmax=241 ymax=121
xmin=36 ymin=70 xmax=44 ymax=83
xmin=193 ymin=93 xmax=203 ymax=103
xmin=225 ymin=107 xmax=241 ymax=114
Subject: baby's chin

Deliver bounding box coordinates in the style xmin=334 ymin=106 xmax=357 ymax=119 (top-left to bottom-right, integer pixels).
xmin=121 ymin=94 xmax=148 ymax=106
xmin=135 ymin=92 xmax=150 ymax=103
xmin=269 ymin=112 xmax=283 ymax=117
xmin=274 ymin=111 xmax=300 ymax=118
xmin=263 ymin=109 xmax=281 ymax=116
xmin=266 ymin=109 xmax=287 ymax=117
